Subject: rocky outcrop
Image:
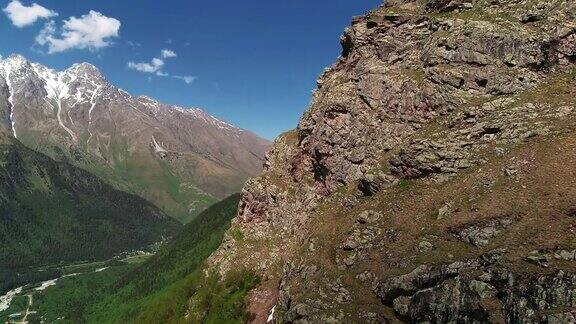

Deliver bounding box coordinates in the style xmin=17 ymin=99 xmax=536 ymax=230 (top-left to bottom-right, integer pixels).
xmin=297 ymin=0 xmax=574 ymax=192
xmin=226 ymin=0 xmax=576 ymax=229
xmin=206 ymin=0 xmax=576 ymax=323
xmin=453 ymin=217 xmax=514 ymax=247
xmin=375 ymin=250 xmax=576 ymax=323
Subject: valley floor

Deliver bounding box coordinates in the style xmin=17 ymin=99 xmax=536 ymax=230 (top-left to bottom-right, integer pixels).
xmin=0 ymin=253 xmax=152 ymax=324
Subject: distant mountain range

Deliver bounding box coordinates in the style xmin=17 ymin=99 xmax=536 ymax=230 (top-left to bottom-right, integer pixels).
xmin=0 ymin=55 xmax=270 ymax=222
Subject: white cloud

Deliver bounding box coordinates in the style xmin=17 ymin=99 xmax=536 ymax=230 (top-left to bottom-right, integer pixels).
xmin=35 ymin=19 xmax=55 ymax=45
xmin=35 ymin=10 xmax=120 ymax=54
xmin=161 ymin=49 xmax=176 ymax=58
xmin=173 ymin=75 xmax=196 ymax=84
xmin=127 ymin=58 xmax=164 ymax=73
xmin=128 ymin=54 xmax=168 ymax=73
xmin=151 ymin=58 xmax=164 ymax=68
xmin=127 ymin=40 xmax=141 ymax=47
xmin=128 ymin=49 xmax=195 ymax=84
xmin=3 ymin=0 xmax=57 ymax=28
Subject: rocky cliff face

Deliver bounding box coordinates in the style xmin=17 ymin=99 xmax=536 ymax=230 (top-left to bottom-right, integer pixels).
xmin=0 ymin=56 xmax=270 ymax=222
xmin=207 ymin=0 xmax=576 ymax=322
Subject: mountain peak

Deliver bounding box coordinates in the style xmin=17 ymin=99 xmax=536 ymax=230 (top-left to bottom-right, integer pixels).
xmin=69 ymin=62 xmax=99 ymax=71
xmin=0 ymin=54 xmax=30 ymax=71
xmin=5 ymin=54 xmax=27 ymax=62
xmin=67 ymin=62 xmax=105 ymax=79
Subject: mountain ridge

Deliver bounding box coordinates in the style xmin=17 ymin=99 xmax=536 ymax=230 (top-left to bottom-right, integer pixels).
xmin=0 ymin=54 xmax=270 ymax=222
xmin=0 ymin=54 xmax=260 ymax=143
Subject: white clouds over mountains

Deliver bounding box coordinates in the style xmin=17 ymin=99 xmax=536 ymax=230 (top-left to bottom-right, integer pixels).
xmin=128 ymin=49 xmax=195 ymax=84
xmin=35 ymin=11 xmax=121 ymax=53
xmin=3 ymin=0 xmax=56 ymax=27
xmin=128 ymin=57 xmax=165 ymax=74
xmin=2 ymin=1 xmax=195 ymax=85
xmin=3 ymin=1 xmax=120 ymax=54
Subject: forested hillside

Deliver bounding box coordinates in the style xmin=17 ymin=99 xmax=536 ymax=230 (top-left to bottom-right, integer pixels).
xmin=77 ymin=194 xmax=258 ymax=323
xmin=0 ymin=134 xmax=182 ymax=294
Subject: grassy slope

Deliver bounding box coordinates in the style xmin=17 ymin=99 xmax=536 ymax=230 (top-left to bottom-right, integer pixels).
xmin=101 ymin=147 xmax=219 ymax=224
xmin=0 ymin=136 xmax=182 ymax=293
xmin=19 ymin=134 xmax=223 ymax=224
xmin=279 ymin=132 xmax=576 ymax=321
xmin=78 ymin=193 xmax=258 ymax=324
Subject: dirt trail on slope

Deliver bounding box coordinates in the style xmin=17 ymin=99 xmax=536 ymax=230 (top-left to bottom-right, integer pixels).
xmin=10 ymin=294 xmax=32 ymax=324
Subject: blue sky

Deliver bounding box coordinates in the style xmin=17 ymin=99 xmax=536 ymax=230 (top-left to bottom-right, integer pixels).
xmin=0 ymin=0 xmax=381 ymax=140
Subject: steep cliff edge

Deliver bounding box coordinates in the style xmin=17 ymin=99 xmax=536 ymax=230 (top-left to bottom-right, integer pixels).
xmin=208 ymin=0 xmax=576 ymax=322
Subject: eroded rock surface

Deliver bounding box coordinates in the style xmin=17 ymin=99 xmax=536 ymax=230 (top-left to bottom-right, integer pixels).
xmin=206 ymin=0 xmax=576 ymax=322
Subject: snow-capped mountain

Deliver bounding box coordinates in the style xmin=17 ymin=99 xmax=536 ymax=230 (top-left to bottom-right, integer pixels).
xmin=0 ymin=54 xmax=270 ymax=222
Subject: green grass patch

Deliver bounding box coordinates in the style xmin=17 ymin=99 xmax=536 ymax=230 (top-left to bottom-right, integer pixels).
xmin=231 ymin=228 xmax=245 ymax=241
xmin=396 ymin=179 xmax=411 ymax=190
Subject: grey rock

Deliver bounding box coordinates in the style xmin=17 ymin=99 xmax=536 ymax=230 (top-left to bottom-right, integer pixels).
xmin=341 ymin=239 xmax=359 ymax=251
xmin=393 ymin=295 xmax=411 ymax=317
xmin=544 ymin=311 xmax=576 ymax=324
xmin=555 ymin=250 xmax=576 ymax=261
xmin=437 ymin=202 xmax=453 ymax=220
xmin=527 ymin=250 xmax=551 ymax=267
xmin=343 ymin=252 xmax=357 ymax=267
xmin=468 ymin=280 xmax=497 ymax=299
xmin=455 ymin=218 xmax=513 ymax=247
xmin=418 ymin=240 xmax=434 ymax=253
xmin=357 ymin=210 xmax=382 ymax=224
xmin=375 ymin=251 xmax=576 ymax=323
xmin=358 ymin=173 xmax=397 ymax=196
xmin=504 ymin=167 xmax=518 ymax=176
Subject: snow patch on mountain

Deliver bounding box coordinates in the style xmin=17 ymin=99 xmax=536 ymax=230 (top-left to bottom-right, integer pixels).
xmin=0 ymin=54 xmax=257 ymax=143
xmin=4 ymin=68 xmax=17 ymax=138
xmin=0 ymin=57 xmax=21 ymax=138
xmin=87 ymin=82 xmax=102 ymax=146
xmin=33 ymin=66 xmax=78 ymax=141
xmin=152 ymin=136 xmax=167 ymax=153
